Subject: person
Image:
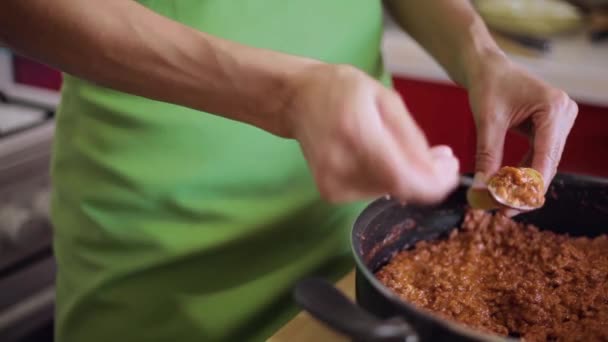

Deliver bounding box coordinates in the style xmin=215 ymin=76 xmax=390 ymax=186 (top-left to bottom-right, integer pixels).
xmin=1 ymin=1 xmax=577 ymax=341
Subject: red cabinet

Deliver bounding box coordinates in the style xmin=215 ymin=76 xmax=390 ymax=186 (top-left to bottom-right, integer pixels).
xmin=13 ymin=56 xmax=62 ymax=91
xmin=393 ymin=77 xmax=608 ymax=177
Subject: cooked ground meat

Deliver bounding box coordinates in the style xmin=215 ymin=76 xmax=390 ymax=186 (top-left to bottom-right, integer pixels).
xmin=489 ymin=167 xmax=545 ymax=208
xmin=376 ymin=210 xmax=608 ymax=341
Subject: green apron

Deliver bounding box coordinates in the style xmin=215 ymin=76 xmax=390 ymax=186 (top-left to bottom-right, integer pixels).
xmin=51 ymin=1 xmax=389 ymax=341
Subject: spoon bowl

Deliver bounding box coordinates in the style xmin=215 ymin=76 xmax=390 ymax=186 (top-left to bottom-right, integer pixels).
xmin=487 ymin=167 xmax=545 ymax=211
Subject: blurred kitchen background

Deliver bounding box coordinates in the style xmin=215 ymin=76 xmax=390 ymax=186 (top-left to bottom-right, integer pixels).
xmin=0 ymin=0 xmax=607 ymax=341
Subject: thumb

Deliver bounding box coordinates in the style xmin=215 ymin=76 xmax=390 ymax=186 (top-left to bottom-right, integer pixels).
xmin=467 ymin=114 xmax=506 ymax=210
xmin=530 ymin=121 xmax=565 ymax=191
xmin=474 ymin=115 xmax=507 ymax=184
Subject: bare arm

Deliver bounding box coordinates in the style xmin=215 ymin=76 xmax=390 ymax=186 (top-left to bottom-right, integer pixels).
xmin=0 ymin=0 xmax=462 ymax=204
xmin=0 ymin=0 xmax=316 ymax=136
xmin=384 ymin=0 xmax=501 ymax=88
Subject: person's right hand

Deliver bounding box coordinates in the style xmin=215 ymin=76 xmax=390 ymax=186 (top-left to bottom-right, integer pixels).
xmin=284 ymin=64 xmax=459 ymax=203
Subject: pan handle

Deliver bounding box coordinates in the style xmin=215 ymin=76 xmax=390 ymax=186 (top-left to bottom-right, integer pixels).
xmin=294 ymin=278 xmax=419 ymax=342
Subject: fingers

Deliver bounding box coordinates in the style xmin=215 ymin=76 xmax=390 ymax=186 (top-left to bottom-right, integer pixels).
xmin=469 ymin=106 xmax=508 ymax=211
xmin=431 ymin=145 xmax=454 ymax=159
xmin=383 ymin=139 xmax=460 ymax=205
xmin=530 ymin=121 xmax=563 ymax=188
xmin=377 ymin=90 xmax=434 ymax=172
xmin=467 ymin=106 xmax=508 ymax=209
xmin=375 ymin=91 xmax=459 ymax=204
xmin=530 ymin=96 xmax=578 ymax=189
xmin=306 ymin=75 xmax=460 ymax=205
xmin=314 ymin=89 xmax=407 ymax=203
xmin=426 ymin=148 xmax=460 ymax=199
xmin=474 ymin=110 xmax=508 ymax=185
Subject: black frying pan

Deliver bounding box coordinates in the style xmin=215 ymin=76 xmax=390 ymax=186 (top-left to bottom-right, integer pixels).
xmin=295 ymin=173 xmax=608 ymax=341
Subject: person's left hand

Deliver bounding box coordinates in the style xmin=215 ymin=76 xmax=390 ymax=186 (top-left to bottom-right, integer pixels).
xmin=466 ymin=53 xmax=578 ymax=211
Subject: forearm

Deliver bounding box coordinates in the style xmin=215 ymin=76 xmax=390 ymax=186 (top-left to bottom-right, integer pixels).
xmin=0 ymin=0 xmax=315 ymax=136
xmin=384 ymin=0 xmax=506 ymax=88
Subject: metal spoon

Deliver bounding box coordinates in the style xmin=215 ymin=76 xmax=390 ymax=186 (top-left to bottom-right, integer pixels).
xmin=487 ymin=167 xmax=545 ymax=211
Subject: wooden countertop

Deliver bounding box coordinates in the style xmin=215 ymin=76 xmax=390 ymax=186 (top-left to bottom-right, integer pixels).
xmin=268 ymin=271 xmax=356 ymax=342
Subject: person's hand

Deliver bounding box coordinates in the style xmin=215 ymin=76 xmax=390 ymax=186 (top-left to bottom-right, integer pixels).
xmin=467 ymin=54 xmax=578 ymax=209
xmin=284 ymin=64 xmax=459 ymax=203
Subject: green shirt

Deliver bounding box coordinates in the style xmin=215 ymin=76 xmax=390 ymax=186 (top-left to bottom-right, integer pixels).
xmin=51 ymin=1 xmax=389 ymax=341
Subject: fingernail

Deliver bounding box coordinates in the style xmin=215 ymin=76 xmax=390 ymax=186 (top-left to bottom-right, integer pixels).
xmin=431 ymin=145 xmax=454 ymax=158
xmin=472 ymin=172 xmax=489 ymax=189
